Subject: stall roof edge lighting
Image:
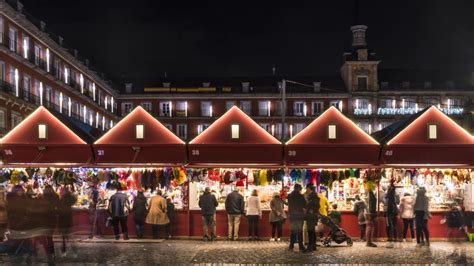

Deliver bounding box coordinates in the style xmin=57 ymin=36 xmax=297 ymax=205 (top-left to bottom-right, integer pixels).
xmin=189 ymin=105 xmax=281 ymax=145
xmin=286 ymin=106 xmax=379 ymax=145
xmin=94 ymin=106 xmax=185 ymax=145
xmin=0 ymin=106 xmax=87 ymax=145
xmin=386 ymin=106 xmax=473 ymax=145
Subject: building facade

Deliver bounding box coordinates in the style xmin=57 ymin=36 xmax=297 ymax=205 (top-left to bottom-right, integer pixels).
xmin=0 ymin=0 xmax=119 ymax=137
xmin=1 ymin=0 xmax=473 ymax=141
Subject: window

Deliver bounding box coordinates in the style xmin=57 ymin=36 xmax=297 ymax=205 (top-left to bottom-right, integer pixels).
xmin=141 ymin=102 xmax=152 ymax=112
xmin=447 ymin=98 xmax=462 ymax=108
xmin=160 ymin=101 xmax=172 ymax=116
xmin=354 ymin=98 xmax=369 ymax=109
xmin=34 ymin=44 xmax=42 ymax=66
xmin=176 ymin=124 xmax=187 ymax=140
xmin=293 ymin=101 xmax=305 ymax=116
xmin=357 ymin=76 xmax=368 ymax=91
xmin=0 ymin=109 xmax=5 ymax=129
xmin=11 ymin=112 xmax=22 ymax=128
xmin=54 ymin=59 xmax=60 ymax=79
xmin=0 ymin=61 xmax=4 ymax=82
xmin=197 ymin=124 xmax=210 ymax=134
xmin=121 ymin=102 xmax=133 ymax=116
xmin=328 ymin=124 xmax=337 ymax=140
xmin=312 ymin=101 xmax=323 ymax=115
xmin=379 ymin=98 xmax=394 ymax=108
xmin=260 ymin=123 xmax=270 ymax=132
xmin=8 ymin=66 xmax=14 ymax=85
xmin=225 ymin=101 xmax=236 ymax=111
xmin=176 ymin=101 xmax=187 ymax=116
xmin=44 ymin=86 xmax=52 ymax=107
xmin=34 ymin=80 xmax=41 ymax=105
xmin=38 ymin=124 xmax=47 ymax=139
xmin=240 ymin=101 xmax=251 ymax=115
xmin=275 ymin=101 xmax=284 ymax=116
xmin=231 ymin=124 xmax=239 ymax=139
xmin=136 ymin=124 xmax=144 ymax=139
xmin=9 ymin=27 xmax=17 ymax=52
xmin=275 ymin=123 xmax=283 ymax=139
xmin=428 ymin=124 xmax=437 ymax=140
xmin=0 ymin=16 xmax=3 ymax=44
xmin=258 ymin=101 xmax=270 ymax=116
xmin=201 ymin=101 xmax=212 ymax=117
xmin=424 ymin=97 xmax=439 ymax=108
xmin=164 ymin=124 xmax=172 ymax=131
xmin=23 ymin=75 xmax=31 ymax=101
xmin=330 ymin=100 xmax=341 ymax=109
xmin=22 ymin=35 xmax=29 ymax=59
xmin=295 ymin=123 xmax=305 ymax=134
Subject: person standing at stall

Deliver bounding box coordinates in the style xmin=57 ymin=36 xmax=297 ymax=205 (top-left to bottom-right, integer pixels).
xmin=365 ymin=182 xmax=377 ymax=247
xmin=0 ymin=187 xmax=7 ymax=242
xmin=199 ymin=187 xmax=218 ymax=241
xmin=88 ymin=183 xmax=103 ymax=239
xmin=146 ymin=190 xmax=169 ymax=239
xmin=32 ymin=185 xmax=59 ymax=261
xmin=269 ymin=192 xmax=287 ymax=241
xmin=399 ymin=192 xmax=415 ymax=242
xmin=288 ymin=184 xmax=307 ymax=253
xmin=165 ymin=198 xmax=175 ymax=239
xmin=246 ymin=189 xmax=262 ymax=241
xmin=414 ymin=187 xmax=430 ymax=247
xmin=132 ymin=190 xmax=148 ymax=239
xmin=58 ymin=186 xmax=77 ymax=257
xmin=108 ymin=183 xmax=131 ymax=240
xmin=353 ymin=195 xmax=367 ymax=241
xmin=305 ymin=185 xmax=320 ymax=252
xmin=302 ymin=184 xmax=313 ymax=245
xmin=318 ymin=188 xmax=330 ymax=238
xmin=385 ymin=179 xmax=400 ymax=247
xmin=225 ymin=188 xmax=244 ymax=241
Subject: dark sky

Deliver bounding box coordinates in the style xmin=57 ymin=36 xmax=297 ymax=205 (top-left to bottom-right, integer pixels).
xmin=19 ymin=0 xmax=474 ymax=82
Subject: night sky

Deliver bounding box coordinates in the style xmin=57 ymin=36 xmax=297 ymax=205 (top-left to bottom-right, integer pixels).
xmin=19 ymin=0 xmax=474 ymax=82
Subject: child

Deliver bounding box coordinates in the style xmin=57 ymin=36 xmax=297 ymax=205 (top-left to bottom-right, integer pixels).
xmin=329 ymin=204 xmax=342 ymax=227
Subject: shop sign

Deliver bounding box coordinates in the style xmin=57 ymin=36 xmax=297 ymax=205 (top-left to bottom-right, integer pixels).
xmin=97 ymin=150 xmax=105 ymax=156
xmin=288 ymin=150 xmax=296 ymax=156
xmin=385 ymin=150 xmax=393 ymax=156
xmin=191 ymin=149 xmax=200 ymax=156
xmin=3 ymin=150 xmax=13 ymax=156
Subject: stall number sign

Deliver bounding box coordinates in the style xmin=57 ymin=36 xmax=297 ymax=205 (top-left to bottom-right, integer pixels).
xmin=191 ymin=149 xmax=200 ymax=156
xmin=4 ymin=150 xmax=13 ymax=156
xmin=385 ymin=150 xmax=394 ymax=156
xmin=97 ymin=150 xmax=105 ymax=156
xmin=288 ymin=150 xmax=296 ymax=156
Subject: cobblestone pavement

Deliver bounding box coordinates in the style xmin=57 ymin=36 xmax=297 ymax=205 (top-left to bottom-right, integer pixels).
xmin=1 ymin=239 xmax=473 ymax=264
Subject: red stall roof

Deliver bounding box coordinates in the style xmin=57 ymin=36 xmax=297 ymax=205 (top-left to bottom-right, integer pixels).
xmin=0 ymin=107 xmax=93 ymax=166
xmin=93 ymin=106 xmax=185 ymax=166
xmin=379 ymin=106 xmax=474 ymax=167
xmin=285 ymin=106 xmax=380 ymax=167
xmin=188 ymin=106 xmax=282 ymax=167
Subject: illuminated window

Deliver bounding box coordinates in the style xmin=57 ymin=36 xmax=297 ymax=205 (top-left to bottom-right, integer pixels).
xmin=136 ymin=124 xmax=144 ymax=139
xmin=328 ymin=124 xmax=337 ymax=140
xmin=293 ymin=101 xmax=305 ymax=116
xmin=231 ymin=124 xmax=239 ymax=139
xmin=428 ymin=124 xmax=437 ymax=140
xmin=38 ymin=124 xmax=47 ymax=139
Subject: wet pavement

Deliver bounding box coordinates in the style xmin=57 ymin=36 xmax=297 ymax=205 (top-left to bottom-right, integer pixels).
xmin=0 ymin=238 xmax=473 ymax=264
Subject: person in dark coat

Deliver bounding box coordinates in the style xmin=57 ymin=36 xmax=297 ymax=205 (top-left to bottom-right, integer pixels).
xmin=225 ymin=188 xmax=244 ymax=240
xmin=108 ymin=183 xmax=130 ymax=240
xmin=365 ymin=182 xmax=377 ymax=247
xmin=58 ymin=186 xmax=77 ymax=256
xmin=305 ymin=185 xmax=320 ymax=252
xmin=288 ymin=184 xmax=307 ymax=252
xmin=88 ymin=183 xmax=103 ymax=239
xmin=385 ymin=179 xmax=400 ymax=244
xmin=199 ymin=187 xmax=219 ymax=241
xmin=353 ymin=195 xmax=367 ymax=241
xmin=132 ymin=190 xmax=147 ymax=239
xmin=6 ymin=185 xmax=28 ymax=232
xmin=165 ymin=198 xmax=175 ymax=239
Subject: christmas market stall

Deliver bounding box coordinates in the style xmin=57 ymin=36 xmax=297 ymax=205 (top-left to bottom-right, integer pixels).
xmin=187 ymin=106 xmax=285 ymax=237
xmin=91 ymin=106 xmax=188 ymax=236
xmin=375 ymin=106 xmax=474 ymax=239
xmin=285 ymin=106 xmax=381 ymax=238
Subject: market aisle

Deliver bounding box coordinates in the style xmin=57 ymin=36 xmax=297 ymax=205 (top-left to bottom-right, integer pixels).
xmin=1 ymin=240 xmax=473 ymax=264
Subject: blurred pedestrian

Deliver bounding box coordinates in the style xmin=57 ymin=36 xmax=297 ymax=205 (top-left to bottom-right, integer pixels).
xmin=305 ymin=185 xmax=319 ymax=252
xmin=108 ymin=183 xmax=130 ymax=240
xmin=385 ymin=179 xmax=400 ymax=246
xmin=288 ymin=184 xmax=307 ymax=252
xmin=400 ymin=192 xmax=415 ymax=242
xmin=246 ymin=189 xmax=262 ymax=240
xmin=225 ymin=188 xmax=244 ymax=241
xmin=58 ymin=185 xmax=77 ymax=257
xmin=365 ymin=182 xmax=377 ymax=247
xmin=132 ymin=190 xmax=147 ymax=239
xmin=414 ymin=187 xmax=430 ymax=247
xmin=88 ymin=183 xmax=103 ymax=239
xmin=165 ymin=198 xmax=175 ymax=239
xmin=444 ymin=204 xmax=463 ymax=240
xmin=0 ymin=187 xmax=7 ymax=241
xmin=269 ymin=192 xmax=286 ymax=241
xmin=353 ymin=195 xmax=366 ymax=241
xmin=146 ymin=190 xmax=169 ymax=239
xmin=199 ymin=187 xmax=218 ymax=241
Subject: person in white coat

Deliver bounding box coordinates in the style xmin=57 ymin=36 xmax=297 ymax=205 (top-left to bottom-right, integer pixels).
xmin=246 ymin=189 xmax=262 ymax=240
xmin=399 ymin=192 xmax=415 ymax=241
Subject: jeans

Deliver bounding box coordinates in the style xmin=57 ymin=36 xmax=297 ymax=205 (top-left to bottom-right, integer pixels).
xmin=289 ymin=217 xmax=305 ymax=250
xmin=415 ymin=211 xmax=429 ymax=244
xmin=359 ymin=224 xmax=366 ymax=240
xmin=202 ymin=214 xmax=217 ymax=238
xmin=386 ymin=213 xmax=398 ymax=240
xmin=112 ymin=216 xmax=128 ymax=239
xmin=89 ymin=208 xmax=103 ymax=237
xmin=227 ymin=214 xmax=241 ymax=239
xmin=165 ymin=221 xmax=172 ymax=237
xmin=306 ymin=218 xmax=318 ymax=250
xmin=271 ymin=220 xmax=284 ymax=238
xmin=402 ymin=218 xmax=415 ymax=239
xmin=247 ymin=215 xmax=260 ymax=238
xmin=135 ymin=220 xmax=144 ymax=238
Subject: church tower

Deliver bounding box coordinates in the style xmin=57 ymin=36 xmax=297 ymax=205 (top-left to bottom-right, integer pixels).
xmin=340 ymin=24 xmax=380 ymax=92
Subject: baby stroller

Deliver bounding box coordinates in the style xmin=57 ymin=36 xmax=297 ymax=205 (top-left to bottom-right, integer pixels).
xmin=319 ymin=215 xmax=353 ymax=247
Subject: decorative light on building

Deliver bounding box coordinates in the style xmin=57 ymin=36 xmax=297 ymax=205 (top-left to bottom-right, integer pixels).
xmin=415 ymin=103 xmax=419 ymax=113
xmin=79 ymin=74 xmax=84 ymax=93
xmin=68 ymin=97 xmax=72 ymax=116
xmin=92 ymin=83 xmax=96 ymax=101
xmin=39 ymin=82 xmax=43 ymax=105
xmin=89 ymin=112 xmax=93 ymax=126
xmin=64 ymin=67 xmax=69 ymax=84
xmin=368 ymin=103 xmax=372 ymax=115
xmin=111 ymin=97 xmax=114 ymax=113
xmin=169 ymin=101 xmax=173 ymax=117
xmin=303 ymin=104 xmax=307 ymax=117
xmin=447 ymin=99 xmax=451 ymax=109
xmin=339 ymin=100 xmax=343 ymax=111
xmin=104 ymin=96 xmax=108 ymax=109
xmin=392 ymin=99 xmax=396 ymax=109
xmin=378 ymin=123 xmax=382 ymax=130
xmin=355 ymin=99 xmax=359 ymax=109
xmin=209 ymin=105 xmax=213 ymax=117
xmin=23 ymin=38 xmax=28 ymax=59
xmin=59 ymin=92 xmax=63 ymax=113
xmin=271 ymin=124 xmax=275 ymax=136
xmin=267 ymin=101 xmax=271 ymax=117
xmin=368 ymin=124 xmax=372 ymax=134
xmin=45 ymin=48 xmax=50 ymax=72
xmin=110 ymin=120 xmax=114 ymax=128
xmin=14 ymin=68 xmax=19 ymax=97
xmin=102 ymin=116 xmax=106 ymax=131
xmin=184 ymin=101 xmax=188 ymax=117
xmin=96 ymin=112 xmax=99 ymax=128
xmin=289 ymin=124 xmax=293 ymax=138
xmin=83 ymin=106 xmax=87 ymax=123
